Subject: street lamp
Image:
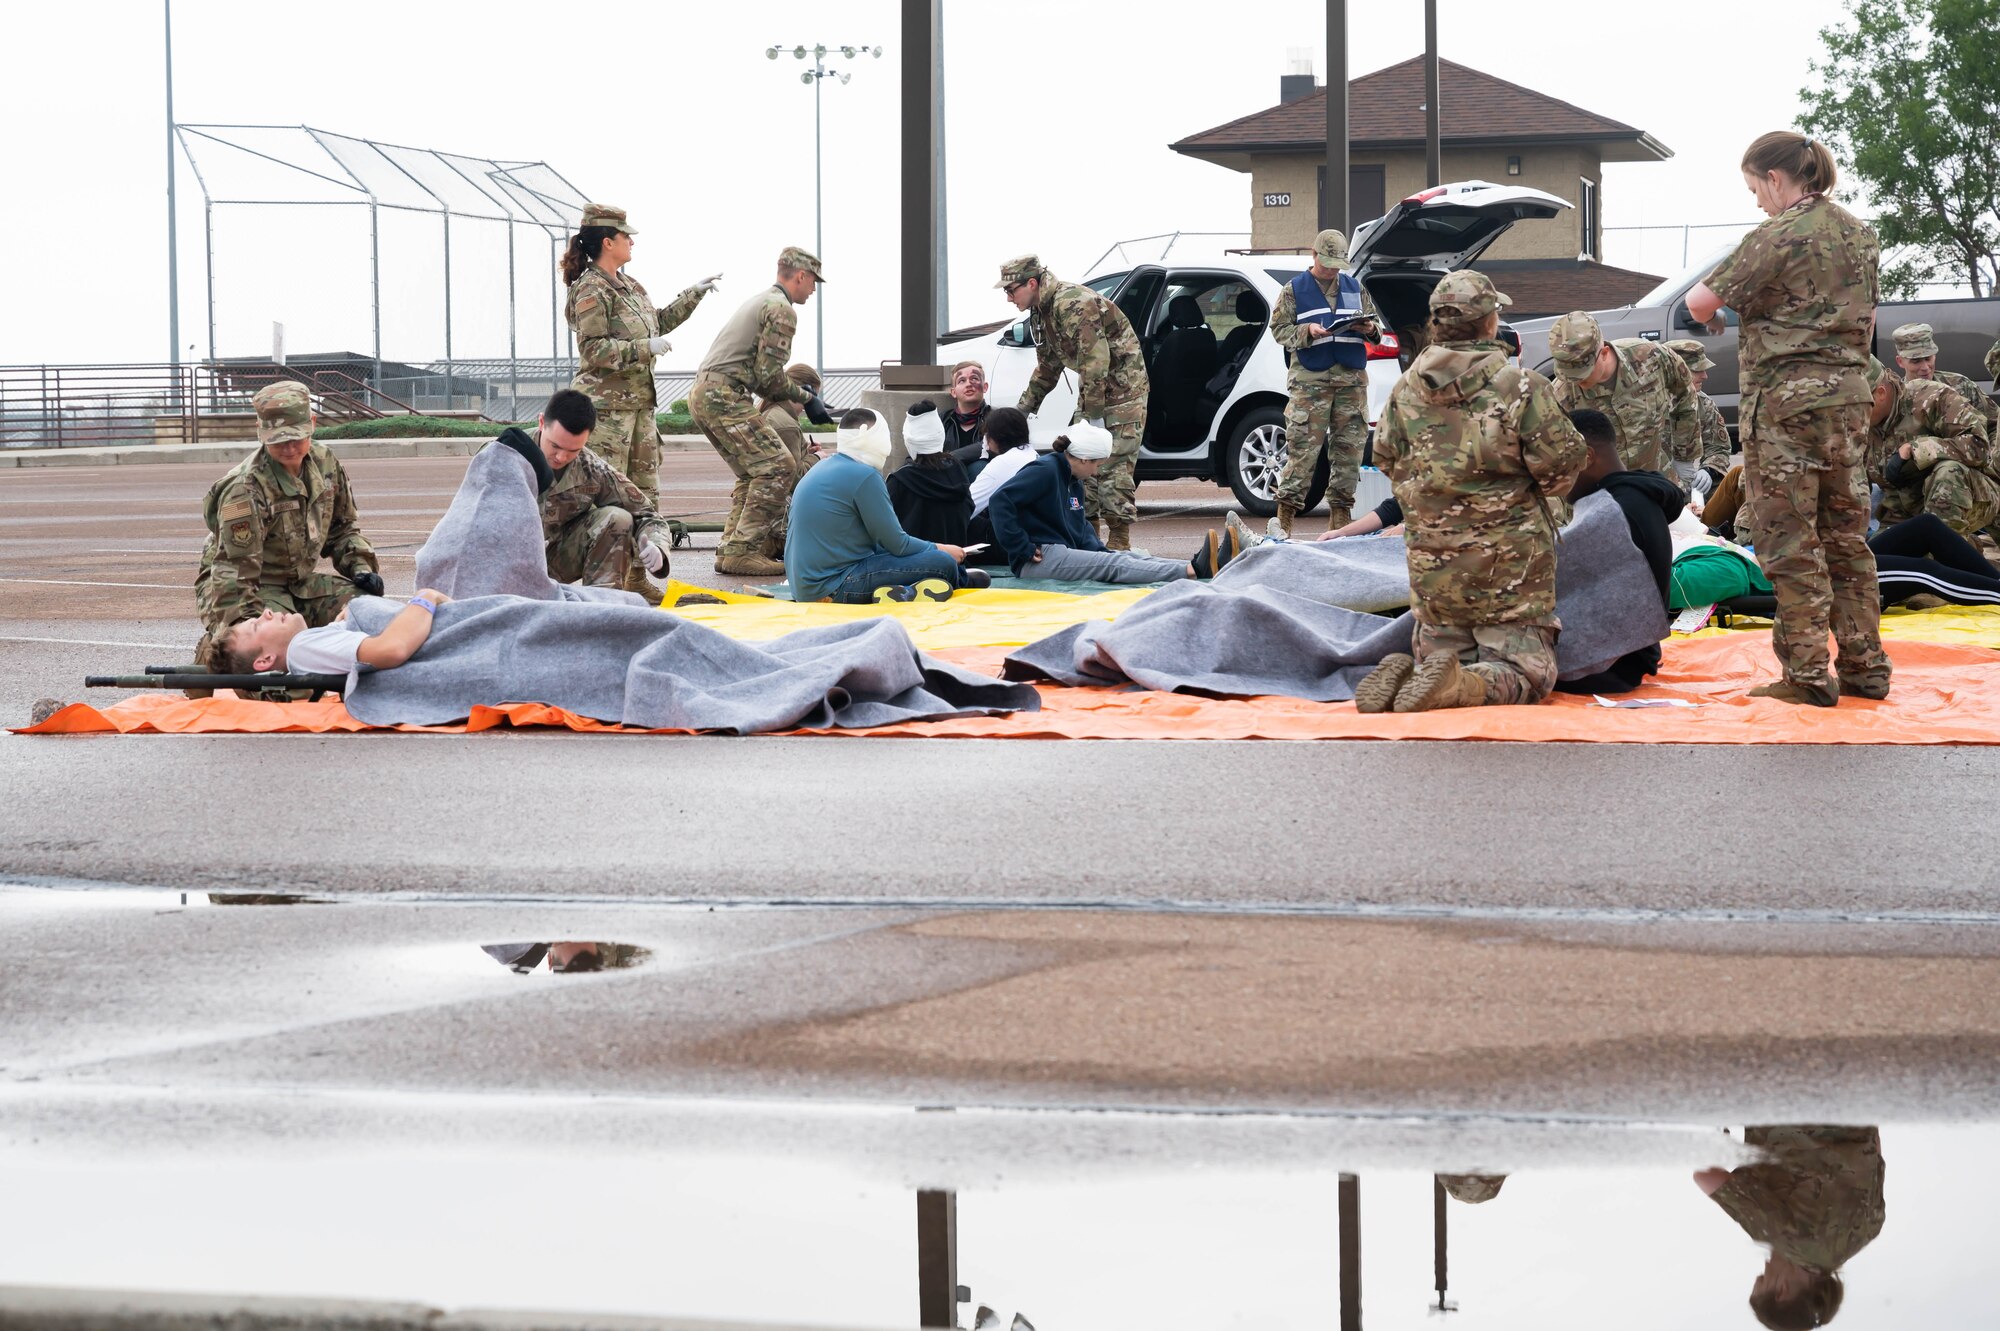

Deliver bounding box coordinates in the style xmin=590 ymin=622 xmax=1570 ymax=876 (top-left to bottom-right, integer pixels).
xmin=766 ymin=40 xmax=883 ymax=369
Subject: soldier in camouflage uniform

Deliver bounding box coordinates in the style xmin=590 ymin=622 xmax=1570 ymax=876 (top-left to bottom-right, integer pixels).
xmin=1549 ymin=310 xmax=1699 ymax=481
xmin=751 ymin=363 xmax=825 ymax=558
xmin=691 ymin=247 xmax=833 ymax=576
xmin=531 ymin=437 xmax=674 ymax=599
xmin=1863 ymin=356 xmax=2000 ymax=535
xmin=1354 ymin=271 xmax=1587 ymax=713
xmin=1891 ymin=321 xmax=1997 ymax=430
xmin=563 ymin=203 xmax=717 ymax=517
xmin=1686 ymin=134 xmax=1889 ymax=707
xmin=1701 ymin=1126 xmax=1884 ymax=1330
xmin=1268 ymin=229 xmax=1379 ymax=535
xmin=1000 ymin=254 xmax=1150 ymax=549
xmin=194 ymin=381 xmax=380 ymax=663
xmin=1667 ymin=338 xmax=1735 ymax=482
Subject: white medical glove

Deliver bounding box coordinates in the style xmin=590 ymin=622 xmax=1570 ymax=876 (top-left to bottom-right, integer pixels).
xmin=640 ymin=541 xmax=666 ymax=573
xmin=1690 ymin=468 xmax=1715 ymax=499
xmin=696 ymin=273 xmax=723 ymax=292
xmin=647 ymin=335 xmax=671 ymax=355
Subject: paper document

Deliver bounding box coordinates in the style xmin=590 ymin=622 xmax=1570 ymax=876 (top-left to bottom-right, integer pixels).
xmin=1592 ymin=696 xmax=1703 ymax=709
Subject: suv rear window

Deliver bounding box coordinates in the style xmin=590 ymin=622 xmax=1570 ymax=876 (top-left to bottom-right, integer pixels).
xmin=1264 ymin=268 xmax=1303 ymax=284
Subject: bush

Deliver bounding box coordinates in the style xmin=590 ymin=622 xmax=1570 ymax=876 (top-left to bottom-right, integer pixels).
xmin=317 ymin=414 xmax=517 ymax=440
xmin=669 ymin=398 xmax=690 ymax=414
xmin=657 ymin=410 xmax=696 ymax=434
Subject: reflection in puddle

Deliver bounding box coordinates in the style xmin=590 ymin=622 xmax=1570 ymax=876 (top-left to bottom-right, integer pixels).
xmin=205 ymin=893 xmax=330 ymax=907
xmin=480 ymin=941 xmax=652 ymax=974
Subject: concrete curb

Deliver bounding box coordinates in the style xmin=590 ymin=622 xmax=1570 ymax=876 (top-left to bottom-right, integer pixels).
xmin=0 ymin=436 xmax=717 ymax=470
xmin=0 ymin=1284 xmax=906 ymax=1331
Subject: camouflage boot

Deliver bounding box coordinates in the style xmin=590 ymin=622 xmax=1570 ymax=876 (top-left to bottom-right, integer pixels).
xmin=1749 ymin=678 xmax=1838 ymax=707
xmin=1105 ymin=522 xmax=1132 ymax=552
xmin=1324 ymin=505 xmax=1352 ymax=534
xmin=1274 ymin=502 xmax=1297 ymax=539
xmin=623 ymin=563 xmax=667 ymax=604
xmin=1353 ymin=653 xmax=1415 ymax=714
xmin=1393 ymin=652 xmax=1489 ymax=712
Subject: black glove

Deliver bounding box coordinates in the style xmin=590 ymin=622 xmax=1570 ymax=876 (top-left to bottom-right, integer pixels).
xmin=802 ymin=393 xmax=836 ymax=427
xmin=347 ymin=569 xmax=385 ymax=597
xmin=1883 ymin=451 xmax=1914 ymax=486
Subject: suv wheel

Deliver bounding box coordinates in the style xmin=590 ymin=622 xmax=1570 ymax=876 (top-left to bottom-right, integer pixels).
xmin=1223 ymin=406 xmax=1328 ymax=517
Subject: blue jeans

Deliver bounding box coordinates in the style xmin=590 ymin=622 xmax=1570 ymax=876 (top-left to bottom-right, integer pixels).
xmin=830 ymin=548 xmax=961 ymax=603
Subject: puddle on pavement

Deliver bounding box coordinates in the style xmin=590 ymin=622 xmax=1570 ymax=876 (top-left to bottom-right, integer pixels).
xmin=0 ymin=1119 xmax=1984 ymax=1330
xmin=481 ymin=941 xmax=653 ymax=974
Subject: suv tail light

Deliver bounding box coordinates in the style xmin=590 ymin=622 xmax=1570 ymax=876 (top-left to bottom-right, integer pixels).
xmin=1402 ymin=187 xmax=1448 ymax=204
xmin=1366 ymin=331 xmax=1401 ymax=360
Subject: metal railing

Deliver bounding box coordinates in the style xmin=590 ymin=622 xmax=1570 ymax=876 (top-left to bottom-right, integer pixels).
xmin=0 ymin=363 xmax=417 ymax=450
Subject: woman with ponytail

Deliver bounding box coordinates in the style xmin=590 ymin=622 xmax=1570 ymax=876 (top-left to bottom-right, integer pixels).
xmin=561 ymin=203 xmax=719 ymax=590
xmin=1685 ymin=133 xmax=1891 ymax=707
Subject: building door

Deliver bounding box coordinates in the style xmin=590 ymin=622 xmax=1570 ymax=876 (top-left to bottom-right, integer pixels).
xmin=1317 ymin=165 xmax=1389 ymax=233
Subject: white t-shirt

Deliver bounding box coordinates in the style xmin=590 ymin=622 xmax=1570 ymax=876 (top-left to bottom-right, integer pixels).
xmin=969 ymin=445 xmax=1040 ymax=517
xmin=284 ymin=623 xmax=373 ymax=692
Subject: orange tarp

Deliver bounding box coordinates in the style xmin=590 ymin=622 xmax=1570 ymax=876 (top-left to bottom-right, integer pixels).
xmin=18 ymin=633 xmax=2000 ymax=744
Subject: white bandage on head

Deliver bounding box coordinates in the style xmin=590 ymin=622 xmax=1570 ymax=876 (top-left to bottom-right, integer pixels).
xmin=1064 ymin=420 xmax=1113 ymax=460
xmin=905 ymin=405 xmax=947 ymax=456
xmin=835 ymin=411 xmax=893 ymax=470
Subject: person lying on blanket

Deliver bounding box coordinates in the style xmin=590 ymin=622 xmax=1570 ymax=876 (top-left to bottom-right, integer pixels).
xmin=214 ymin=589 xmax=451 ymax=693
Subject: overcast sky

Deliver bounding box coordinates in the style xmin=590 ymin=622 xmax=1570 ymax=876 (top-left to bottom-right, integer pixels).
xmin=0 ymin=0 xmax=1844 ymax=373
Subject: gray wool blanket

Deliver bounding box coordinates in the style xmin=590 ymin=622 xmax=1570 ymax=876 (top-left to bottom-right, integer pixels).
xmin=1003 ymin=491 xmax=1668 ymax=701
xmin=342 ymin=444 xmax=1040 ymax=732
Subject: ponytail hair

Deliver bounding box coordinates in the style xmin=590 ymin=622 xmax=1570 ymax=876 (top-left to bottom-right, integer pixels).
xmin=560 ymin=225 xmax=621 ymax=285
xmin=1050 ymin=434 xmax=1071 ymax=453
xmin=1741 ymin=131 xmax=1838 ymax=195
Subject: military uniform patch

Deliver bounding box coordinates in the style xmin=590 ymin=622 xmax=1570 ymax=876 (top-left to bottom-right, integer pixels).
xmin=228 ymin=521 xmax=252 ymax=547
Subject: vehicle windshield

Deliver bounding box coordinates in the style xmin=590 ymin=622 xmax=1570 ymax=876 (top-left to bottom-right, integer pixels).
xmin=1632 ymin=242 xmax=1742 ymax=308
xmin=1264 ymin=268 xmax=1304 ymax=284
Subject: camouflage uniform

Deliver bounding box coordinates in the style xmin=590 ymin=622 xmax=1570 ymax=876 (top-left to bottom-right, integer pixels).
xmin=691 ymin=248 xmax=823 ymax=565
xmin=1703 ymin=193 xmax=1889 ymax=701
xmin=1002 ymin=254 xmax=1149 ymax=540
xmin=1891 ymin=320 xmax=1999 ymax=431
xmin=194 ymin=383 xmax=377 ymax=646
xmin=1373 ymin=272 xmax=1588 ymax=705
xmin=1269 ymin=229 xmax=1377 ymax=529
xmin=1865 ymin=370 xmax=2000 ymax=535
xmin=1550 ymin=312 xmax=1699 ymax=476
xmin=1986 ymin=339 xmax=2000 ymax=384
xmin=533 ymin=437 xmax=674 ymax=590
xmin=1709 ymin=1126 xmax=1884 ymax=1276
xmin=564 ymin=204 xmax=709 ymax=503
xmin=1666 ymin=338 xmax=1735 ymax=474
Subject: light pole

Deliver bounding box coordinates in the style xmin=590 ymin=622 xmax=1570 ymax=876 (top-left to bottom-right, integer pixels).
xmin=766 ymin=41 xmax=883 ymax=369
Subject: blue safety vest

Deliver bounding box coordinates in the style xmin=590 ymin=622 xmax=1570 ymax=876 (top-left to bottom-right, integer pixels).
xmin=1290 ymin=269 xmax=1368 ymax=371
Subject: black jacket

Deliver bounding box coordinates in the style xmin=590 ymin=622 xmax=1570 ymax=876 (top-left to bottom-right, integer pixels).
xmin=884 ymin=457 xmax=973 ymax=546
xmin=1555 ymin=467 xmax=1685 ymax=694
xmin=986 ymin=451 xmax=1104 ymax=573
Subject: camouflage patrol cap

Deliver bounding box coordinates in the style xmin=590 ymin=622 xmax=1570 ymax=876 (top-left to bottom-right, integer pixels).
xmin=779 ymin=246 xmax=825 ymax=281
xmin=1866 ymin=356 xmax=1892 ymax=390
xmin=251 ymin=380 xmax=312 ymax=446
xmin=1314 ymin=229 xmax=1350 ymax=268
xmin=579 ymin=203 xmax=635 ymax=235
xmin=995 ymin=254 xmax=1046 ymax=290
xmin=1437 ymin=1174 xmax=1507 ymax=1204
xmin=1665 ymin=338 xmax=1715 ymax=372
xmin=1892 ymin=322 xmax=1939 ymax=359
xmin=1548 ymin=310 xmax=1605 ymax=380
xmin=784 ymin=362 xmax=823 ymax=392
xmin=1428 ymin=269 xmax=1511 ymax=321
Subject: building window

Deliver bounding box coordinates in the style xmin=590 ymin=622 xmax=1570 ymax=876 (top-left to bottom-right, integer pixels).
xmin=1578 ymin=177 xmax=1599 ymax=260
xmin=1507 ymin=155 xmax=1521 ymax=176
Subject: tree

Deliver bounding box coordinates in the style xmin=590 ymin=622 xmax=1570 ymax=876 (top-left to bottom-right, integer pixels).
xmin=1801 ymin=0 xmax=2000 ymax=298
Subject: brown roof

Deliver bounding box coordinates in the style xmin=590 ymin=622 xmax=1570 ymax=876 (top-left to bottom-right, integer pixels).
xmin=1471 ymin=260 xmax=1664 ymax=321
xmin=1172 ymin=57 xmax=1670 ymax=164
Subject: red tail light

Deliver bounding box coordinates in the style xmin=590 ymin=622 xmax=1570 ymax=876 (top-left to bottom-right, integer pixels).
xmin=1366 ymin=331 xmax=1401 ymax=360
xmin=1402 ymin=187 xmax=1448 ymax=204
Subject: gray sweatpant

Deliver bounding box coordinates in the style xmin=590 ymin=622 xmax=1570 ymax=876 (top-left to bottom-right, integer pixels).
xmin=1017 ymin=543 xmax=1189 ymax=584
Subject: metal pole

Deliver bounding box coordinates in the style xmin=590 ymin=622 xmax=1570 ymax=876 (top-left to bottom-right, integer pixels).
xmin=902 ymin=0 xmax=939 ymax=366
xmin=370 ymin=200 xmax=382 ymax=394
xmin=165 ymin=0 xmax=180 ymax=369
xmin=1323 ymin=0 xmax=1349 ymax=233
xmin=815 ymin=54 xmax=826 ymax=369
xmin=1338 ymin=1173 xmax=1361 ymax=1331
xmin=552 ymin=234 xmax=562 ymax=399
xmin=442 ymin=209 xmax=454 ymax=413
xmin=203 ymin=199 xmax=216 ymax=363
xmin=507 ymin=224 xmax=518 ymax=420
xmin=932 ymin=0 xmax=948 ymax=337
xmin=1433 ymin=1176 xmax=1448 ymax=1311
xmin=915 ymin=1189 xmax=957 ymax=1328
xmin=1423 ymin=0 xmax=1441 ymax=190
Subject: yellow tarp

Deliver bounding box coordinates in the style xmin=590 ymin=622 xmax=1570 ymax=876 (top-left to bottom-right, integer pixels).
xmin=1687 ymin=603 xmax=2000 ymax=650
xmin=654 ymin=579 xmax=1157 ymax=649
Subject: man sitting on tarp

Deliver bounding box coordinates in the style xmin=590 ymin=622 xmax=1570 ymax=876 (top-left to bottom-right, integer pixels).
xmin=1551 ymin=409 xmax=1684 ymax=696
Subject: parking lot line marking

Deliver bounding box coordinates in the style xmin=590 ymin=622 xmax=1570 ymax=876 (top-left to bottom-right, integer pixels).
xmin=0 ymin=635 xmax=188 ymax=649
xmin=0 ymin=578 xmax=188 ymax=589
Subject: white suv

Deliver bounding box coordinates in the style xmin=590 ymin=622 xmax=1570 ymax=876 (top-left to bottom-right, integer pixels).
xmin=963 ymin=181 xmax=1571 ymax=516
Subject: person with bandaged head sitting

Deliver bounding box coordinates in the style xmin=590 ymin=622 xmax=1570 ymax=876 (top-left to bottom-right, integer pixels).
xmin=782 ymin=407 xmax=992 ymax=603
xmin=885 ymin=401 xmax=974 ymax=546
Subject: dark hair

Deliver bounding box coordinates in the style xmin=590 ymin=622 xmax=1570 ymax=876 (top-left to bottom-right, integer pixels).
xmin=1050 ymin=434 xmax=1072 ymax=454
xmin=1749 ymin=1270 xmax=1843 ymax=1330
xmin=983 ymin=406 xmax=1031 ymax=450
xmin=543 ymin=388 xmax=597 ymax=436
xmin=559 ymin=225 xmax=621 ymax=286
xmin=1741 ymin=131 xmax=1837 ymax=195
xmin=839 ymin=407 xmax=877 ymax=429
xmin=551 ymin=948 xmax=606 ymax=974
xmin=1567 ymin=408 xmax=1617 ymax=451
xmin=215 ymin=621 xmax=261 ymax=675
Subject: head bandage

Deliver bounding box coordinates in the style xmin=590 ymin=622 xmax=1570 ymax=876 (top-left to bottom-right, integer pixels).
xmin=905 ymin=407 xmax=946 ymax=456
xmin=1064 ymin=421 xmax=1113 ymax=460
xmin=835 ymin=413 xmax=893 ymax=470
